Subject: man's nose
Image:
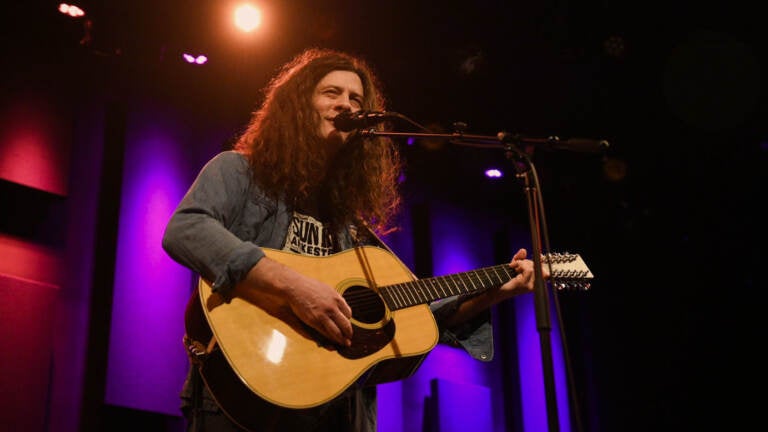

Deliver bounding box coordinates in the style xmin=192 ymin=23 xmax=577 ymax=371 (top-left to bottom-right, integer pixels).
xmin=335 ymin=94 xmax=353 ymax=111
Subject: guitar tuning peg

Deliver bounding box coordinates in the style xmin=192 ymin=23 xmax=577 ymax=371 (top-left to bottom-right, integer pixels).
xmin=552 ymin=280 xmax=592 ymax=291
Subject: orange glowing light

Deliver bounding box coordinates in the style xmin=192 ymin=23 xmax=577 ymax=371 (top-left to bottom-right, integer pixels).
xmin=58 ymin=3 xmax=85 ymax=18
xmin=234 ymin=4 xmax=262 ymax=32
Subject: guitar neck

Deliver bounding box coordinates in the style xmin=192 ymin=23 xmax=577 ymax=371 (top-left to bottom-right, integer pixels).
xmin=379 ymin=264 xmax=514 ymax=311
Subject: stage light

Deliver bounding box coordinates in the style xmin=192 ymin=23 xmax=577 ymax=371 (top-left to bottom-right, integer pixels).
xmin=234 ymin=4 xmax=262 ymax=32
xmin=58 ymin=3 xmax=85 ymax=18
xmin=484 ymin=169 xmax=503 ymax=179
xmin=182 ymin=53 xmax=208 ymax=65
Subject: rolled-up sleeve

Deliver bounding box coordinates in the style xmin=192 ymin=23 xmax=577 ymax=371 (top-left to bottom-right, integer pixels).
xmin=162 ymin=151 xmax=265 ymax=301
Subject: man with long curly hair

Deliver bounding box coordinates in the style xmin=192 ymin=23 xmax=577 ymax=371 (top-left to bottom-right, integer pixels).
xmin=163 ymin=47 xmax=543 ymax=431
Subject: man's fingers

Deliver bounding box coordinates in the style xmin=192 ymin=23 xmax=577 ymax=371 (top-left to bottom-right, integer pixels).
xmin=513 ymin=248 xmax=527 ymax=260
xmin=338 ymin=312 xmax=353 ymax=343
xmin=339 ymin=298 xmax=353 ymax=318
xmin=319 ymin=312 xmax=352 ymax=346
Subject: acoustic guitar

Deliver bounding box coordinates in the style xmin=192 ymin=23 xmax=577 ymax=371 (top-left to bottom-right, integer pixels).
xmin=186 ymin=245 xmax=592 ymax=431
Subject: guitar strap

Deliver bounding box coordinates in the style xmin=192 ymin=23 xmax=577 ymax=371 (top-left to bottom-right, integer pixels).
xmin=184 ymin=333 xmax=218 ymax=360
xmin=183 ymin=332 xmax=217 ymax=432
xmin=361 ymin=225 xmax=417 ymax=280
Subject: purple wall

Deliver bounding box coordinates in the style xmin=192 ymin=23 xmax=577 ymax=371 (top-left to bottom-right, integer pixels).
xmin=104 ymin=100 xmax=234 ymax=414
xmin=105 ymin=103 xmax=198 ymax=414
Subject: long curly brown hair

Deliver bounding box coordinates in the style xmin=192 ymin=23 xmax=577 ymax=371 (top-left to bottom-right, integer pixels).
xmin=234 ymin=48 xmax=402 ymax=235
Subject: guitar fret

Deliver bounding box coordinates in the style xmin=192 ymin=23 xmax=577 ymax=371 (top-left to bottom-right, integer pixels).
xmin=412 ymin=283 xmax=423 ymax=306
xmin=423 ymin=279 xmax=439 ymax=300
xmin=481 ymin=267 xmax=500 ymax=287
xmin=403 ymin=282 xmax=417 ymax=307
xmin=483 ymin=267 xmax=498 ymax=287
xmin=486 ymin=266 xmax=505 ymax=285
xmin=444 ymin=274 xmax=458 ymax=295
xmin=491 ymin=266 xmax=508 ymax=285
xmin=387 ymin=285 xmax=400 ymax=309
xmin=463 ymin=272 xmax=478 ymax=293
xmin=390 ymin=284 xmax=407 ymax=308
xmin=421 ymin=283 xmax=432 ymax=302
xmin=438 ymin=278 xmax=452 ymax=300
xmin=450 ymin=274 xmax=467 ymax=295
xmin=426 ymin=278 xmax=440 ymax=298
xmin=473 ymin=269 xmax=488 ymax=289
xmin=396 ymin=284 xmax=412 ymax=307
xmin=463 ymin=273 xmax=480 ymax=293
xmin=435 ymin=276 xmax=448 ymax=296
xmin=462 ymin=274 xmax=473 ymax=292
xmin=379 ymin=286 xmax=392 ymax=309
xmin=413 ymin=282 xmax=427 ymax=304
xmin=475 ymin=270 xmax=486 ymax=289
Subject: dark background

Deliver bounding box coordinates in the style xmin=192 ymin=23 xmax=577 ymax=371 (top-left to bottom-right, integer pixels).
xmin=2 ymin=1 xmax=765 ymax=431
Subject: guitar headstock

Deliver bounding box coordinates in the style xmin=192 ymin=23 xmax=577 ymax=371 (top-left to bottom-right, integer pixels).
xmin=543 ymin=253 xmax=593 ymax=291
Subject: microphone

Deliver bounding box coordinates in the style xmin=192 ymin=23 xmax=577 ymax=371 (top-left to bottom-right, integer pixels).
xmin=333 ymin=111 xmax=399 ymax=132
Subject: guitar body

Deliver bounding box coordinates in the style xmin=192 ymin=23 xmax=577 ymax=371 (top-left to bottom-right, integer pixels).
xmin=195 ymin=246 xmax=439 ymax=420
xmin=197 ymin=348 xmax=332 ymax=431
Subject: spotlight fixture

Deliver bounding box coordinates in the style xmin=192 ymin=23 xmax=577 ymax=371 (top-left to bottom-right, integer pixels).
xmin=484 ymin=169 xmax=503 ymax=179
xmin=182 ymin=53 xmax=208 ymax=65
xmin=58 ymin=3 xmax=85 ymax=17
xmin=234 ymin=4 xmax=262 ymax=32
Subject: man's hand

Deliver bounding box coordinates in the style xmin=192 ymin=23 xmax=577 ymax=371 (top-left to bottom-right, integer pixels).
xmin=495 ymin=248 xmax=549 ymax=301
xmin=236 ymin=257 xmax=353 ymax=347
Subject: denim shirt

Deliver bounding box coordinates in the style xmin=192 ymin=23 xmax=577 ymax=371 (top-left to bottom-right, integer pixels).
xmin=161 ymin=151 xmax=494 ymax=428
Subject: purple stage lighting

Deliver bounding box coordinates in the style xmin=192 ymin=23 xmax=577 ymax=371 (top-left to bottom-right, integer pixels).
xmin=182 ymin=53 xmax=207 ymax=65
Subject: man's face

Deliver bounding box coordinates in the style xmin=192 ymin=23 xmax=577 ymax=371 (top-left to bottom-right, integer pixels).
xmin=312 ymin=70 xmax=364 ymax=144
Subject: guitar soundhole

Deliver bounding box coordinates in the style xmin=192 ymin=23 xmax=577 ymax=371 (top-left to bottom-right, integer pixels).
xmin=343 ymin=285 xmax=386 ymax=324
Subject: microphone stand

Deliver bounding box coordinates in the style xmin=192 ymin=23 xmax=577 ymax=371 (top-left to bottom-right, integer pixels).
xmin=502 ymin=136 xmax=562 ymax=432
xmin=360 ymin=127 xmax=570 ymax=432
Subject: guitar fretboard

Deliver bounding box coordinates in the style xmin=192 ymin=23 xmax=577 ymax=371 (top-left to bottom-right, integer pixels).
xmin=380 ymin=264 xmax=514 ymax=310
xmin=378 ymin=253 xmax=592 ymax=310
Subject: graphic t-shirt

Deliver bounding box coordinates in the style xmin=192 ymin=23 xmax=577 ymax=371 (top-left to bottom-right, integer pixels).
xmin=283 ymin=211 xmax=334 ymax=256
